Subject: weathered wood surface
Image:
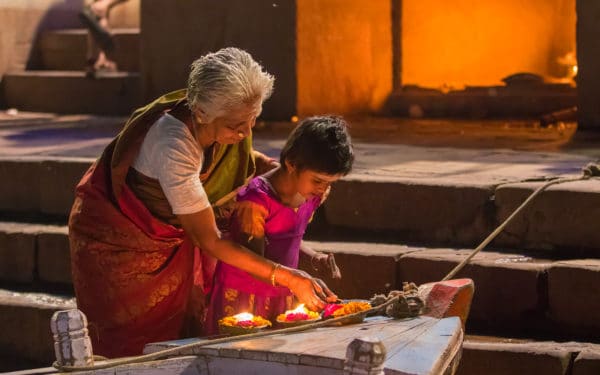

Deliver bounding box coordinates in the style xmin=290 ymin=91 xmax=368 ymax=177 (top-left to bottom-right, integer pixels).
xmin=138 ymin=315 xmax=463 ymax=375
xmin=33 ymin=316 xmax=461 ymax=374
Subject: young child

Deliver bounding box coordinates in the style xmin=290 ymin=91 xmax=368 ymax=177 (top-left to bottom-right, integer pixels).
xmin=205 ymin=115 xmax=354 ymax=333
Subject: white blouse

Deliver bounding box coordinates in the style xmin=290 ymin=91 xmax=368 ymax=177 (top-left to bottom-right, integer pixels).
xmin=132 ymin=113 xmax=211 ymax=215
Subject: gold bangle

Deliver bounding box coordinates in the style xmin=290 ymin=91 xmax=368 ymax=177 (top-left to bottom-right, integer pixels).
xmin=270 ymin=263 xmax=281 ymax=286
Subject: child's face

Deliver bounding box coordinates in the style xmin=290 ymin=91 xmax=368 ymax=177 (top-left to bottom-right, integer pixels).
xmin=293 ymin=169 xmax=343 ymax=200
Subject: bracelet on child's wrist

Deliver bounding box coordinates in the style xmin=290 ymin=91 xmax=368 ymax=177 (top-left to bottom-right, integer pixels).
xmin=270 ymin=263 xmax=281 ymax=286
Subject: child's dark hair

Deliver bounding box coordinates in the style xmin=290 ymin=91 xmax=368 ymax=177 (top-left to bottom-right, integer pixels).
xmin=280 ymin=115 xmax=354 ymax=175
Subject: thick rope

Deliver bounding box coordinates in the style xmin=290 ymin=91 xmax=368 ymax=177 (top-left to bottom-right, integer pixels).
xmin=443 ymin=162 xmax=600 ymax=281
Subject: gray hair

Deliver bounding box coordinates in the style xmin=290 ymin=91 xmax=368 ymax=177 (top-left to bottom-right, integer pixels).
xmin=187 ymin=47 xmax=275 ymax=122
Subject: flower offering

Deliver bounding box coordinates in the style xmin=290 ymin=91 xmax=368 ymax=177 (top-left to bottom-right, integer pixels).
xmin=276 ymin=304 xmax=320 ymax=323
xmin=323 ymin=300 xmax=372 ymax=324
xmin=218 ymin=312 xmax=271 ymax=335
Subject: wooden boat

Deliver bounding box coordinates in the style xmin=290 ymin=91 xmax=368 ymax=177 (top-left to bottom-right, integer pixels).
xmin=36 ymin=279 xmax=474 ymax=375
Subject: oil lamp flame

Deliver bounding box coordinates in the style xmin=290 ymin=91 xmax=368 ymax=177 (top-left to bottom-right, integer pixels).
xmin=233 ymin=312 xmax=254 ymax=322
xmin=290 ymin=304 xmax=307 ymax=314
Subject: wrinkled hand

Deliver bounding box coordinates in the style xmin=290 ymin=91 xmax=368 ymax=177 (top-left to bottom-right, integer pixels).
xmin=285 ymin=268 xmax=338 ymax=311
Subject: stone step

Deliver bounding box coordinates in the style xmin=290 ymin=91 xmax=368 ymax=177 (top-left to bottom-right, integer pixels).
xmin=0 ymin=288 xmax=75 ymax=368
xmin=1 ymin=152 xmax=599 ymax=255
xmin=0 ymin=156 xmax=92 ymax=219
xmin=301 ymin=241 xmax=600 ymax=342
xmin=0 ymin=285 xmax=598 ymax=374
xmin=38 ymin=28 xmax=140 ymax=72
xmin=1 ymin=221 xmax=598 ymax=342
xmin=0 ymin=222 xmax=70 ymax=285
xmin=457 ymin=335 xmax=600 ymax=375
xmin=2 ymin=71 xmax=141 ymax=115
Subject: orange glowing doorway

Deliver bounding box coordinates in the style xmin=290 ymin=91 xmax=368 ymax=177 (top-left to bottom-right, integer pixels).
xmin=400 ymin=0 xmax=576 ymax=90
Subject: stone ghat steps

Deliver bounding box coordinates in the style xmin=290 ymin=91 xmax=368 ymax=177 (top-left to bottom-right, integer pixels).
xmin=1 ymin=155 xmax=600 ymax=255
xmin=2 ymin=71 xmax=141 ymax=115
xmin=0 ymin=28 xmax=141 ymax=116
xmin=0 ymin=286 xmax=599 ymax=375
xmin=1 ymin=224 xmax=599 ymax=350
xmin=38 ymin=28 xmax=140 ymax=72
xmin=457 ymin=336 xmax=600 ymax=375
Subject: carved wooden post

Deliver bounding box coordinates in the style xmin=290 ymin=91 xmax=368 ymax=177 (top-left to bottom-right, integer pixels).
xmin=50 ymin=309 xmax=94 ymax=367
xmin=344 ymin=337 xmax=386 ymax=375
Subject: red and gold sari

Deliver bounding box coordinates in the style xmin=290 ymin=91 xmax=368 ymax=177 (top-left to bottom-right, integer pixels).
xmin=68 ymin=89 xmax=256 ymax=357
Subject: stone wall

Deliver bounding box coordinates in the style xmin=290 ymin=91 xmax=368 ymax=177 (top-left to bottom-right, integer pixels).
xmin=576 ymin=0 xmax=600 ymax=130
xmin=140 ymin=0 xmax=392 ymax=120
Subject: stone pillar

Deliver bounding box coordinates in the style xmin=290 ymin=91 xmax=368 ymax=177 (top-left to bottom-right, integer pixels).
xmin=344 ymin=337 xmax=386 ymax=375
xmin=140 ymin=0 xmax=392 ymax=120
xmin=576 ymin=0 xmax=600 ymax=130
xmin=50 ymin=309 xmax=94 ymax=367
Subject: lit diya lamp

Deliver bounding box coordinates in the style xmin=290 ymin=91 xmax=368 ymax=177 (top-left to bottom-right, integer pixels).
xmin=218 ymin=312 xmax=271 ymax=335
xmin=276 ymin=304 xmax=321 ymax=326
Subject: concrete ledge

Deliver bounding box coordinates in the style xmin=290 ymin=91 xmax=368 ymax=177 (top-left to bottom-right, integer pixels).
xmin=548 ymin=259 xmax=600 ymax=336
xmin=0 ymin=289 xmax=75 ymax=364
xmin=457 ymin=338 xmax=572 ymax=375
xmin=573 ymin=347 xmax=600 ymax=375
xmin=37 ymin=230 xmax=71 ymax=284
xmin=299 ymin=241 xmax=421 ymax=299
xmin=322 ymin=177 xmax=494 ymax=247
xmin=0 ymin=222 xmax=69 ymax=284
xmin=494 ymin=180 xmax=600 ymax=253
xmin=4 ymin=71 xmax=141 ymax=115
xmin=397 ymin=249 xmax=551 ymax=327
xmin=0 ymin=224 xmax=36 ymax=283
xmin=0 ymin=157 xmax=92 ymax=217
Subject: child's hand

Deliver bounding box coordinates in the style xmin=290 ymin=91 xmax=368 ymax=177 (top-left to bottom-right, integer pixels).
xmin=311 ymin=252 xmax=342 ymax=279
xmin=282 ymin=268 xmax=338 ymax=312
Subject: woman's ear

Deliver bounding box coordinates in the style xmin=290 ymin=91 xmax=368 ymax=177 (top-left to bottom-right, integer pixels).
xmin=194 ymin=107 xmax=208 ymax=124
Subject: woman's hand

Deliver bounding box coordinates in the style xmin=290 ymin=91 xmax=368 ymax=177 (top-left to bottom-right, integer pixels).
xmin=278 ymin=267 xmax=338 ymax=311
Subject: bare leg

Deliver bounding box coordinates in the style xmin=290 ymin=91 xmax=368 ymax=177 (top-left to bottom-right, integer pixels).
xmin=83 ymin=0 xmax=129 ymax=74
xmin=93 ymin=16 xmax=117 ymax=72
xmin=85 ymin=32 xmax=101 ymax=77
xmin=90 ymin=0 xmax=130 ymax=19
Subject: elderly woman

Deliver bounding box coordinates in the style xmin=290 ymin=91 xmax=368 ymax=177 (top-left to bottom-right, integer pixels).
xmin=69 ymin=48 xmax=336 ymax=357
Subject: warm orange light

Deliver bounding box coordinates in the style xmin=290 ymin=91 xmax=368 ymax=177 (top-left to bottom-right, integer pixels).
xmin=232 ymin=312 xmax=254 ymax=321
xmin=402 ymin=0 xmax=576 ymax=88
xmin=289 ymin=304 xmax=306 ymax=314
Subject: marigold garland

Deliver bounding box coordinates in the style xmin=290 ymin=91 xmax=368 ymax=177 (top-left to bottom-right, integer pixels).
xmin=331 ymin=301 xmax=372 ymax=317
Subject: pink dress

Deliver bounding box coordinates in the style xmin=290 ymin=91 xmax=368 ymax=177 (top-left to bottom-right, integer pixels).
xmin=205 ymin=176 xmax=321 ymax=334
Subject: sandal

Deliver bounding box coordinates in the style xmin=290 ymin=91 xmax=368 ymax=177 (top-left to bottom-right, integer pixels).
xmin=78 ymin=5 xmax=115 ymax=53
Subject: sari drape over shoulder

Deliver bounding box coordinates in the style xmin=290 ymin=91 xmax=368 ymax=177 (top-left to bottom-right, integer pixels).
xmin=68 ymin=89 xmax=256 ymax=357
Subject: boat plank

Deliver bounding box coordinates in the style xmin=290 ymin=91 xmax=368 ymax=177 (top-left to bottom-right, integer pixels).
xmin=144 ymin=316 xmax=462 ymax=374
xmin=385 ymin=317 xmax=463 ymax=375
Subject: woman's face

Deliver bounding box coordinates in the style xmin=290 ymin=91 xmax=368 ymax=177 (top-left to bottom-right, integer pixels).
xmin=210 ymin=103 xmax=261 ymax=145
